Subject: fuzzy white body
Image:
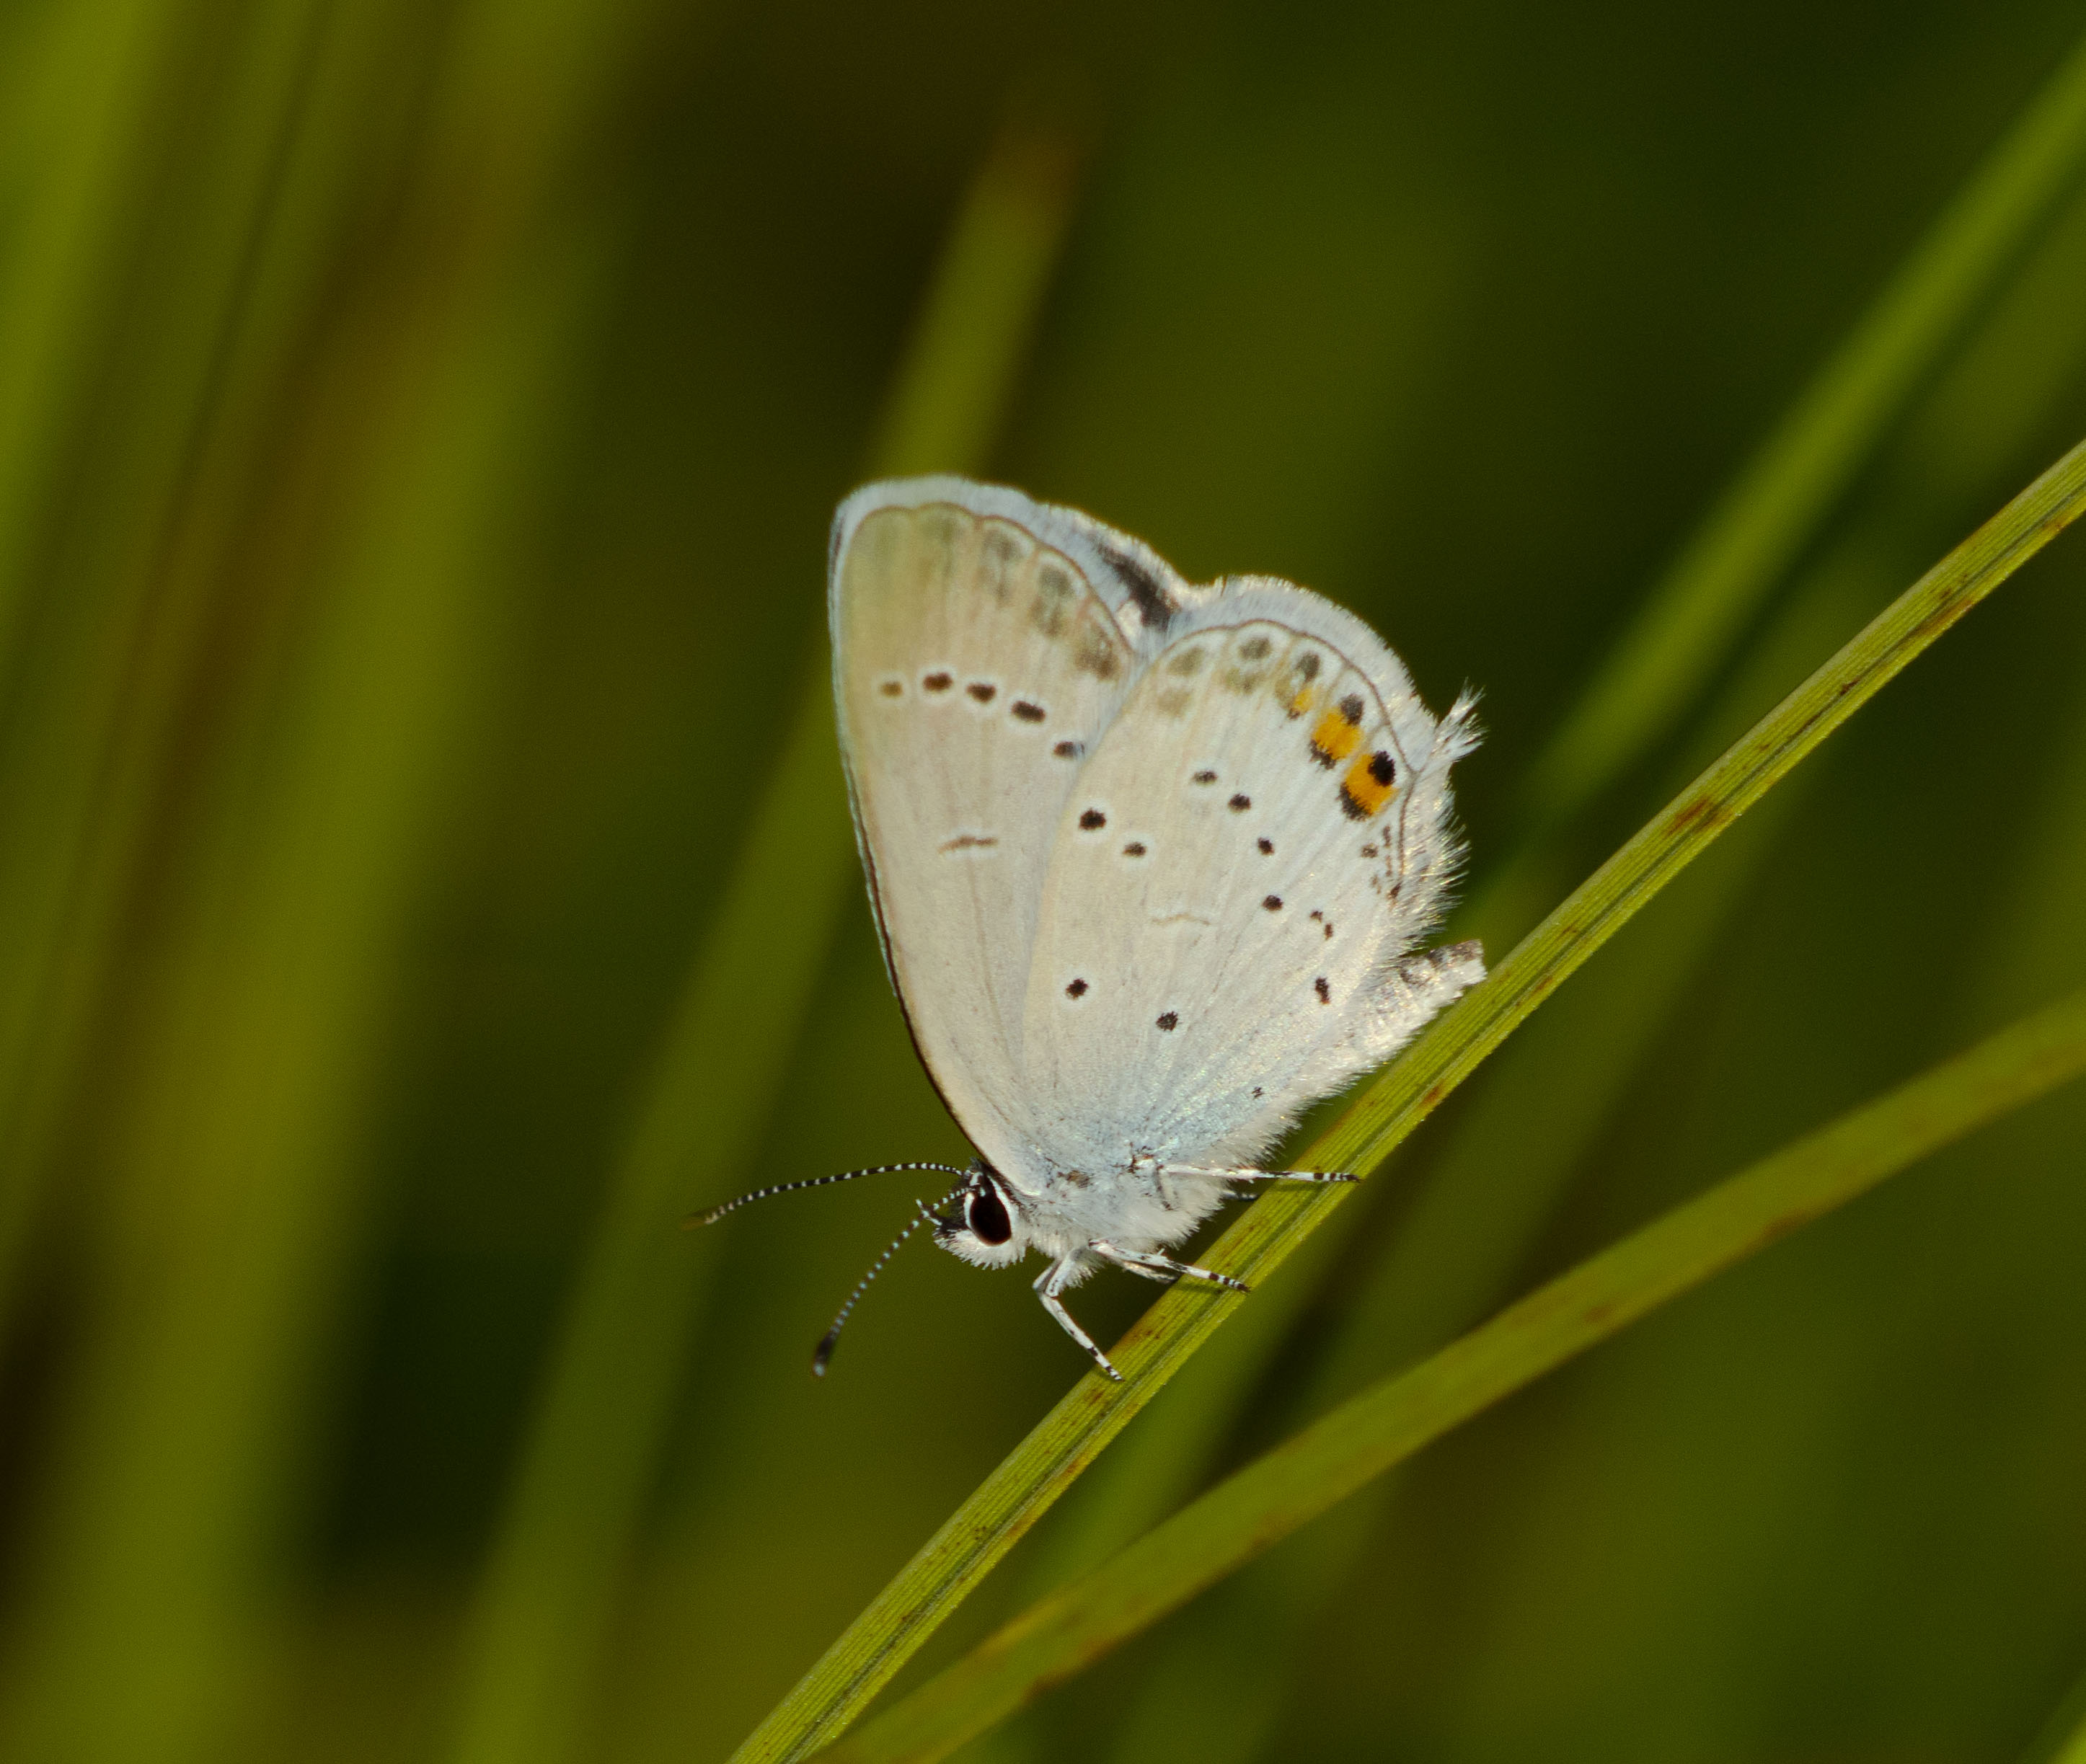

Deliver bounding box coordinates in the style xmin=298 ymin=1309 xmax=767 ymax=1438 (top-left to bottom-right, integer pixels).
xmin=831 ymin=477 xmax=1482 ymax=1369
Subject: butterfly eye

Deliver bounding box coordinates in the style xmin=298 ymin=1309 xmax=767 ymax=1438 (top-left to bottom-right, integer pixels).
xmin=966 ymin=1185 xmax=1012 ymax=1246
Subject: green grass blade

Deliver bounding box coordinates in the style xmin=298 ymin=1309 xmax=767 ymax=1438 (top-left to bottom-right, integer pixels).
xmin=0 ymin=3 xmax=653 ymax=1756
xmin=0 ymin=211 xmax=569 ymax=1764
xmin=726 ymin=425 xmax=2086 ymax=1763
xmin=870 ymin=121 xmax=1082 ymax=480
xmin=1508 ymin=20 xmax=2086 ymax=865
xmin=0 ymin=0 xmax=332 ymax=1337
xmin=2018 ymin=1662 xmax=2086 ymax=1764
xmin=826 ymin=988 xmax=2086 ymax=1764
xmin=1007 ymin=44 xmax=2086 ymax=1624
xmin=1092 ymin=170 xmax=2086 ymax=1764
xmin=1082 ymin=677 xmax=1827 ymax=1764
xmin=1022 ymin=538 xmax=1848 ymax=1621
xmin=438 ymin=116 xmax=1081 ymax=1764
xmin=0 ymin=0 xmax=180 ymax=683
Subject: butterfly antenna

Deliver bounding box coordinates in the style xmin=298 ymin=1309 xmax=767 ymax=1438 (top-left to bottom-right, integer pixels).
xmin=683 ymin=1163 xmax=971 ymax=1229
xmin=811 ymin=1187 xmax=963 ymax=1378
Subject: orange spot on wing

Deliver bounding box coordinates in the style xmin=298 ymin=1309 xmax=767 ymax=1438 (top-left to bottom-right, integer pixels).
xmin=1309 ymin=708 xmax=1361 ymax=767
xmin=1339 ymin=752 xmax=1397 ymax=819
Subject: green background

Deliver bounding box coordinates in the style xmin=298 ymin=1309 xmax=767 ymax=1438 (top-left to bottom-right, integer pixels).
xmin=1 ymin=2 xmax=2083 ymax=1760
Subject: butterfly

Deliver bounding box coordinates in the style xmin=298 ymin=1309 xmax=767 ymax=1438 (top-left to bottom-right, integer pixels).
xmin=696 ymin=477 xmax=1483 ymax=1379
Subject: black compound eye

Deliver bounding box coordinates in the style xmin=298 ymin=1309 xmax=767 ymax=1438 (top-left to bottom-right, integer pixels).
xmin=966 ymin=1184 xmax=1012 ymax=1246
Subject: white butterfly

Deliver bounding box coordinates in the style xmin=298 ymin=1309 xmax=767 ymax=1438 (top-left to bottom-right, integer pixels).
xmin=699 ymin=477 xmax=1483 ymax=1379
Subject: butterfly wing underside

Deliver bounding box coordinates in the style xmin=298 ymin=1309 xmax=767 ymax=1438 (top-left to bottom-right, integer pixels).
xmin=1024 ymin=587 xmax=1477 ymax=1172
xmin=831 ymin=482 xmax=1179 ymax=1182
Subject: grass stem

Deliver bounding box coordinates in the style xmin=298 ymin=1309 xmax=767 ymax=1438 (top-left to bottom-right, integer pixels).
xmin=825 ymin=987 xmax=2086 ymax=1763
xmin=728 ymin=433 xmax=2086 ymax=1763
xmin=439 ymin=112 xmax=1082 ymax=1764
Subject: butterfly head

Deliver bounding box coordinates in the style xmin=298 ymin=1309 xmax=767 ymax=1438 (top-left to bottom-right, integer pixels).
xmin=931 ymin=1166 xmax=1030 ymax=1269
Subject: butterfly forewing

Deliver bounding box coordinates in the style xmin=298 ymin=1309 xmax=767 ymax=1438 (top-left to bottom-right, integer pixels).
xmin=833 ymin=496 xmax=1143 ymax=1180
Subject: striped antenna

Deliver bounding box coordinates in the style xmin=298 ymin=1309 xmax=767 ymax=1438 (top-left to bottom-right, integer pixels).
xmin=683 ymin=1162 xmax=972 ymax=1230
xmin=812 ymin=1187 xmax=965 ymax=1378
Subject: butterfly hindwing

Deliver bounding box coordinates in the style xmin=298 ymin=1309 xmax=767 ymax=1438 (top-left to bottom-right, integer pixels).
xmin=1025 ymin=585 xmax=1475 ymax=1172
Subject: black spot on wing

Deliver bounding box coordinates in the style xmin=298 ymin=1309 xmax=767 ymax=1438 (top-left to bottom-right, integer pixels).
xmin=1066 ymin=978 xmax=1088 ymax=998
xmin=1100 ymin=541 xmax=1180 ymax=631
xmin=1314 ymin=976 xmax=1331 ymax=1003
xmin=1054 ymin=739 xmax=1084 ymax=759
xmin=1156 ymin=1011 xmax=1179 ymax=1032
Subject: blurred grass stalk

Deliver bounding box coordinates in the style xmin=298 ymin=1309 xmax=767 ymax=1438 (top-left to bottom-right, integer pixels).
xmin=437 ymin=111 xmax=1083 ymax=1764
xmin=824 ymin=987 xmax=2086 ymax=1764
xmin=0 ymin=1 xmax=646 ymax=1760
xmin=0 ymin=0 xmax=180 ymax=681
xmin=1495 ymin=19 xmax=2086 ymax=917
xmin=989 ymin=22 xmax=2086 ymax=1677
xmin=2019 ymin=1663 xmax=2086 ymax=1764
xmin=1092 ymin=162 xmax=2086 ymax=1764
xmin=730 ymin=430 xmax=2086 ymax=1762
xmin=0 ymin=0 xmax=329 ymax=1341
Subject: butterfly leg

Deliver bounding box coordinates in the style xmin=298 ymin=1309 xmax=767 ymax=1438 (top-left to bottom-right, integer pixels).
xmin=1159 ymin=1164 xmax=1359 ymax=1184
xmin=1090 ymin=1240 xmax=1251 ymax=1294
xmin=1035 ymin=1256 xmax=1122 ymax=1382
xmin=1105 ymin=1256 xmax=1178 ymax=1285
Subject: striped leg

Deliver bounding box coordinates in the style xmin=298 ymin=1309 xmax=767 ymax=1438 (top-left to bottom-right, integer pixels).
xmin=1035 ymin=1255 xmax=1121 ymax=1381
xmin=1090 ymin=1239 xmax=1250 ymax=1294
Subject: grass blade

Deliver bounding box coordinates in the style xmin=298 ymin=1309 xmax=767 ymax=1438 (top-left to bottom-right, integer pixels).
xmin=0 ymin=0 xmax=331 ymax=1337
xmin=1005 ymin=35 xmax=2086 ymax=1628
xmin=438 ymin=115 xmax=1082 ymax=1764
xmin=0 ymin=0 xmax=179 ymax=683
xmin=0 ymin=3 xmax=651 ymax=1756
xmin=1021 ymin=538 xmax=1843 ymax=1620
xmin=2020 ymin=1665 xmax=2086 ymax=1764
xmin=0 ymin=200 xmax=561 ymax=1764
xmin=826 ymin=987 xmax=2086 ymax=1763
xmin=727 ymin=419 xmax=2086 ymax=1763
xmin=1092 ymin=167 xmax=2086 ymax=1764
xmin=1509 ymin=21 xmax=2086 ymax=863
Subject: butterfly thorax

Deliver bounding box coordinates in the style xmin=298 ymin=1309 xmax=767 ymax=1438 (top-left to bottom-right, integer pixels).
xmin=934 ymin=1153 xmax=1239 ymax=1283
